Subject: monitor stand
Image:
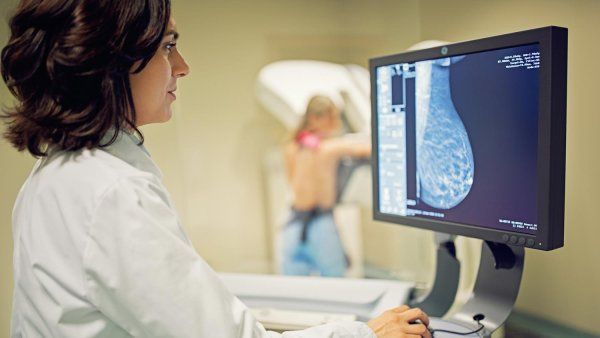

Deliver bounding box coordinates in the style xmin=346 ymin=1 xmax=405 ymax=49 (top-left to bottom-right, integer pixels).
xmin=412 ymin=235 xmax=525 ymax=337
xmin=409 ymin=233 xmax=461 ymax=317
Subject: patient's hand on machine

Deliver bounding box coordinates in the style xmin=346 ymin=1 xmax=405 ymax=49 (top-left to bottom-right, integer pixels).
xmin=367 ymin=305 xmax=432 ymax=338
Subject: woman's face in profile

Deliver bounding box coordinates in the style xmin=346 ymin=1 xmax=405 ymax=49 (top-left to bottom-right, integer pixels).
xmin=130 ymin=17 xmax=190 ymax=126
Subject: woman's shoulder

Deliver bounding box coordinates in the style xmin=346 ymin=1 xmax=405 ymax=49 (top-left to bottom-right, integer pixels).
xmin=31 ymin=147 xmax=158 ymax=200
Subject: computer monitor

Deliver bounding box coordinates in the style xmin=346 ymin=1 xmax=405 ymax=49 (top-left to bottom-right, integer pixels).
xmin=370 ymin=26 xmax=567 ymax=251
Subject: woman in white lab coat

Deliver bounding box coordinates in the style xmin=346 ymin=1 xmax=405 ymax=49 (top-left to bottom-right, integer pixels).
xmin=1 ymin=0 xmax=431 ymax=337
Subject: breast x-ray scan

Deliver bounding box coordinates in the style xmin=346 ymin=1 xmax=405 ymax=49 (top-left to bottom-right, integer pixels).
xmin=376 ymin=44 xmax=540 ymax=235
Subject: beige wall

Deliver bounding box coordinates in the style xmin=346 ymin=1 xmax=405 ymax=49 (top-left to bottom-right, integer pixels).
xmin=419 ymin=0 xmax=600 ymax=334
xmin=1 ymin=0 xmax=599 ymax=336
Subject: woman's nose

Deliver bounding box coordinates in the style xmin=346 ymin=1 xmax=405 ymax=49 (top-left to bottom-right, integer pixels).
xmin=173 ymin=52 xmax=190 ymax=78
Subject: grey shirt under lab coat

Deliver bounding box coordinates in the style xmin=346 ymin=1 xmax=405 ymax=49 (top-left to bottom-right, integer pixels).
xmin=10 ymin=131 xmax=376 ymax=338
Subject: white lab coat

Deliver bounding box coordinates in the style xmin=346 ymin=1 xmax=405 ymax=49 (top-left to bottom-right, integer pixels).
xmin=10 ymin=131 xmax=376 ymax=338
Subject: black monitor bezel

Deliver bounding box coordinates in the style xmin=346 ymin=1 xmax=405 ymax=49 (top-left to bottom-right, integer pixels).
xmin=370 ymin=26 xmax=567 ymax=251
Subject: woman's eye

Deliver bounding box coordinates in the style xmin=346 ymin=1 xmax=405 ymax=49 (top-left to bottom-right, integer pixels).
xmin=165 ymin=42 xmax=176 ymax=53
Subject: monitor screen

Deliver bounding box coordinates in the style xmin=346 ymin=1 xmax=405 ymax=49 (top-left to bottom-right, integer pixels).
xmin=370 ymin=27 xmax=567 ymax=250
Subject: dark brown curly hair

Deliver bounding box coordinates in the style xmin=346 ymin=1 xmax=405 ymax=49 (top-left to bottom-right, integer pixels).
xmin=1 ymin=0 xmax=171 ymax=157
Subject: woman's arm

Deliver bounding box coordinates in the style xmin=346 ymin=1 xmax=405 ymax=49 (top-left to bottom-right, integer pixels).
xmin=323 ymin=136 xmax=372 ymax=159
xmin=83 ymin=175 xmax=382 ymax=337
xmin=84 ymin=176 xmax=261 ymax=337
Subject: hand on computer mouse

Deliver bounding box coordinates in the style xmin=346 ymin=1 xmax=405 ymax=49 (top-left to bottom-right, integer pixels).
xmin=367 ymin=305 xmax=432 ymax=338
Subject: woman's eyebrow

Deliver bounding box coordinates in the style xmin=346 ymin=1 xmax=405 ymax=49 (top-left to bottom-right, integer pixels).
xmin=164 ymin=29 xmax=179 ymax=40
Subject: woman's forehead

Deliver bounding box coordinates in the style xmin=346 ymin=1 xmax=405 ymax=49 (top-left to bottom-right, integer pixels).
xmin=168 ymin=16 xmax=177 ymax=30
xmin=165 ymin=17 xmax=178 ymax=38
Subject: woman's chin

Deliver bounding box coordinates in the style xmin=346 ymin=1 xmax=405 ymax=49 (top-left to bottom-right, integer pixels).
xmin=158 ymin=106 xmax=173 ymax=123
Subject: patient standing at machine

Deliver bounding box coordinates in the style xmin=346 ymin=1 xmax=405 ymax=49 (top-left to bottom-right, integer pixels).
xmin=281 ymin=95 xmax=371 ymax=277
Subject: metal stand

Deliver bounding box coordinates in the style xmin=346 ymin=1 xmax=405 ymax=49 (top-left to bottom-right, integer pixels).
xmin=409 ymin=233 xmax=461 ymax=317
xmin=449 ymin=240 xmax=524 ymax=337
xmin=412 ymin=236 xmax=525 ymax=337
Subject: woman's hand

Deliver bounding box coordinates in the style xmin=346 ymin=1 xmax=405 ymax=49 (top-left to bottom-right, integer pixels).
xmin=367 ymin=305 xmax=432 ymax=338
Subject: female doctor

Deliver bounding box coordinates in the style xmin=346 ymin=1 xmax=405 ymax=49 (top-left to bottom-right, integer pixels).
xmin=1 ymin=0 xmax=431 ymax=337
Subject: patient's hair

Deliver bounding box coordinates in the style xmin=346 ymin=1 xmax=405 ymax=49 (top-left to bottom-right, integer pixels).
xmin=1 ymin=0 xmax=171 ymax=156
xmin=293 ymin=95 xmax=338 ymax=140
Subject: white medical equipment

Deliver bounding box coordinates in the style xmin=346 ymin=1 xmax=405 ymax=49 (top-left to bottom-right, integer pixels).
xmin=219 ymin=273 xmax=413 ymax=331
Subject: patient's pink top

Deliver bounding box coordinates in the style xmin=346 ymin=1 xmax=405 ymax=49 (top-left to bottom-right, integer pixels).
xmin=295 ymin=131 xmax=321 ymax=149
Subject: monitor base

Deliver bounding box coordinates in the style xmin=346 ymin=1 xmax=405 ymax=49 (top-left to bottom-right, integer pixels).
xmin=428 ymin=317 xmax=484 ymax=337
xmin=413 ymin=238 xmax=525 ymax=337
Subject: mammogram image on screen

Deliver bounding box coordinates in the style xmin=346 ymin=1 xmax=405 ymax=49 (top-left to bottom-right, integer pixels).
xmin=415 ymin=56 xmax=474 ymax=209
xmin=377 ymin=44 xmax=540 ymax=234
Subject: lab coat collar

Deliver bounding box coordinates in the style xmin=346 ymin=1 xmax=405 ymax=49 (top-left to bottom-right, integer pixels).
xmin=100 ymin=129 xmax=163 ymax=180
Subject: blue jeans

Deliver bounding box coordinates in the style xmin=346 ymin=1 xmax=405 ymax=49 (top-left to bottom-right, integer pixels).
xmin=280 ymin=208 xmax=347 ymax=277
